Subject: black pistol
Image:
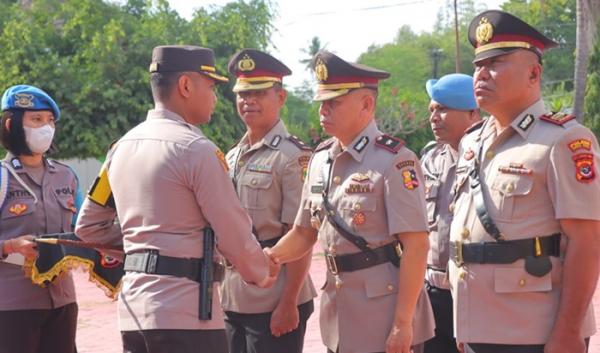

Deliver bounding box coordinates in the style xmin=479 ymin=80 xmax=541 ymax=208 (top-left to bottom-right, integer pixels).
xmin=199 ymin=227 xmax=215 ymax=320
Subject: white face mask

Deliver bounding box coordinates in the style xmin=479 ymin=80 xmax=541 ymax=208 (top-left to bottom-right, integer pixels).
xmin=23 ymin=124 xmax=55 ymax=154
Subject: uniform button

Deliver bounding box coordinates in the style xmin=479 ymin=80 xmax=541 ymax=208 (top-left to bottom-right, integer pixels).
xmin=506 ymin=183 xmax=514 ymax=193
xmin=333 ymin=176 xmax=341 ymax=184
xmin=238 ymin=161 xmax=245 ymax=167
xmin=353 ymin=203 xmax=361 ymax=211
xmin=485 ymin=150 xmax=495 ymax=159
xmin=387 ymin=284 xmax=394 ymax=292
xmin=459 ymin=270 xmax=467 ymax=281
xmin=448 ymin=203 xmax=455 ymax=213
xmin=251 ymin=179 xmax=257 ymax=185
xmin=518 ymin=279 xmax=526 ymax=287
xmin=461 ymin=228 xmax=470 ymax=240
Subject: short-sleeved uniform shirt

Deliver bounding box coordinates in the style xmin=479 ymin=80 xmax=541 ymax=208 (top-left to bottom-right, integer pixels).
xmin=75 ymin=109 xmax=269 ymax=331
xmin=421 ymin=143 xmax=457 ymax=289
xmin=0 ymin=155 xmax=78 ymax=311
xmin=294 ymin=121 xmax=435 ymax=353
xmin=221 ymin=119 xmax=316 ymax=313
xmin=449 ymin=99 xmax=599 ymax=344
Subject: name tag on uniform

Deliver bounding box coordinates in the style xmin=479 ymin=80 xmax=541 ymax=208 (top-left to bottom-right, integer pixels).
xmin=498 ymin=163 xmax=532 ymax=175
xmin=247 ymin=164 xmax=272 ymax=174
xmin=311 ymin=184 xmax=324 ymax=194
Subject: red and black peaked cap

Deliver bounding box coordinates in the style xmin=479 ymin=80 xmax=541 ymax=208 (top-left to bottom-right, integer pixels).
xmin=311 ymin=50 xmax=390 ymax=102
xmin=468 ymin=10 xmax=559 ymax=63
xmin=228 ymin=49 xmax=291 ymax=93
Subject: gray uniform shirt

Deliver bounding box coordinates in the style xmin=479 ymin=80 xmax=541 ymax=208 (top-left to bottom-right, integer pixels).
xmin=295 ymin=121 xmax=435 ymax=353
xmin=221 ymin=119 xmax=316 ymax=313
xmin=421 ymin=143 xmax=457 ymax=289
xmin=449 ymin=99 xmax=598 ymax=343
xmin=76 ymin=109 xmax=269 ymax=331
xmin=0 ymin=155 xmax=77 ymax=311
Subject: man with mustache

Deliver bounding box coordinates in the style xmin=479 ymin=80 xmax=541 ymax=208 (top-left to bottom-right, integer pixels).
xmin=420 ymin=73 xmax=480 ymax=353
xmin=222 ymin=49 xmax=316 ymax=353
xmin=448 ymin=10 xmax=600 ymax=353
xmin=266 ymin=50 xmax=435 ymax=353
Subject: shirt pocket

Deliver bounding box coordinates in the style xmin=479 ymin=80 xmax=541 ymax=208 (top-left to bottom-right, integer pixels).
xmin=55 ymin=196 xmax=76 ymax=232
xmin=425 ymin=181 xmax=439 ymax=225
xmin=490 ymin=174 xmax=534 ymax=222
xmin=240 ymin=173 xmax=274 ymax=210
xmin=364 ymin=265 xmax=398 ymax=299
xmin=494 ymin=267 xmax=552 ymax=293
xmin=1 ymin=199 xmax=36 ymax=235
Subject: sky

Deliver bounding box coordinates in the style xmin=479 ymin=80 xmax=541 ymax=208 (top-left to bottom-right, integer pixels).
xmin=167 ymin=0 xmax=506 ymax=89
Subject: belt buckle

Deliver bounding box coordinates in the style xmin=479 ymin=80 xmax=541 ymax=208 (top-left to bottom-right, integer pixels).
xmin=325 ymin=252 xmax=339 ymax=275
xmin=143 ymin=250 xmax=159 ymax=273
xmin=454 ymin=240 xmax=464 ymax=267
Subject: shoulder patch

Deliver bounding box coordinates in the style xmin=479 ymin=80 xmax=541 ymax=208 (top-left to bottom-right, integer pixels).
xmin=539 ymin=112 xmax=576 ymax=126
xmin=465 ymin=120 xmax=485 ymax=134
xmin=315 ymin=138 xmax=335 ymax=152
xmin=375 ymin=134 xmax=404 ymax=154
xmin=288 ymin=135 xmax=312 ymax=151
xmin=419 ymin=140 xmax=437 ymax=158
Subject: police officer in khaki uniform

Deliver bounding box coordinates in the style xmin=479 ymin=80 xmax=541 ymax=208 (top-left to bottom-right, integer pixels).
xmin=75 ymin=46 xmax=277 ymax=353
xmin=420 ymin=73 xmax=480 ymax=353
xmin=0 ymin=85 xmax=80 ymax=353
xmin=266 ymin=50 xmax=435 ymax=353
xmin=449 ymin=10 xmax=599 ymax=353
xmin=221 ymin=49 xmax=317 ymax=353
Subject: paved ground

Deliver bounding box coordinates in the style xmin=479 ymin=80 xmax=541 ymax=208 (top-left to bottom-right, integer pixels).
xmin=74 ymin=250 xmax=600 ymax=352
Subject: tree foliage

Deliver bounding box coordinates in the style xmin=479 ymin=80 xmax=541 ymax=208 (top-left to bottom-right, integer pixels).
xmin=0 ymin=0 xmax=275 ymax=158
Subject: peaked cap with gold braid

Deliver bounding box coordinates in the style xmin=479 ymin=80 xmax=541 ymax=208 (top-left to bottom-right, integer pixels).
xmin=468 ymin=10 xmax=558 ymax=63
xmin=149 ymin=45 xmax=228 ymax=83
xmin=311 ymin=50 xmax=390 ymax=101
xmin=228 ymin=49 xmax=291 ymax=92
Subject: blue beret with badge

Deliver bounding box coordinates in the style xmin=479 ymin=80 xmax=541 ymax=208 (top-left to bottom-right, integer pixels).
xmin=1 ymin=85 xmax=61 ymax=121
xmin=425 ymin=73 xmax=477 ymax=111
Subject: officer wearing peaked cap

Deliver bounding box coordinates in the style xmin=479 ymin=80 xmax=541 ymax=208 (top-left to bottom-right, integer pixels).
xmin=222 ymin=49 xmax=317 ymax=353
xmin=265 ymin=50 xmax=435 ymax=353
xmin=449 ymin=11 xmax=600 ymax=353
xmin=75 ymin=45 xmax=278 ymax=353
xmin=420 ymin=73 xmax=481 ymax=353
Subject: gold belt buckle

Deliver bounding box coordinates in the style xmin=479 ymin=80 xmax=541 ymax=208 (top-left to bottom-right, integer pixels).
xmin=454 ymin=240 xmax=464 ymax=267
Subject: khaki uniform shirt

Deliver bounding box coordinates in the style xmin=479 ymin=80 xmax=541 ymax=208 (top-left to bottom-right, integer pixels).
xmin=221 ymin=120 xmax=316 ymax=313
xmin=421 ymin=143 xmax=457 ymax=289
xmin=449 ymin=99 xmax=598 ymax=344
xmin=0 ymin=155 xmax=77 ymax=311
xmin=295 ymin=121 xmax=435 ymax=353
xmin=75 ymin=109 xmax=269 ymax=331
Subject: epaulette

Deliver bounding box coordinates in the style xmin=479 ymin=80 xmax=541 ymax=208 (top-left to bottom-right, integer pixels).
xmin=315 ymin=138 xmax=335 ymax=152
xmin=539 ymin=112 xmax=576 ymax=126
xmin=288 ymin=135 xmax=312 ymax=151
xmin=375 ymin=134 xmax=405 ymax=154
xmin=464 ymin=120 xmax=485 ymax=134
xmin=419 ymin=140 xmax=438 ymax=158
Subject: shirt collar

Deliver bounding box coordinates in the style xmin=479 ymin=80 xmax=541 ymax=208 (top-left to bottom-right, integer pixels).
xmin=239 ymin=119 xmax=288 ymax=151
xmin=329 ymin=120 xmax=380 ymax=162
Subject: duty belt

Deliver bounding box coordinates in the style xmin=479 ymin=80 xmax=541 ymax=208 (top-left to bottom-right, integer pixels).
xmin=124 ymin=251 xmax=225 ymax=282
xmin=450 ymin=233 xmax=561 ymax=267
xmin=325 ymin=241 xmax=402 ymax=275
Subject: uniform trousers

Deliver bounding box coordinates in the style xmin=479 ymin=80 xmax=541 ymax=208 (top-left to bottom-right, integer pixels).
xmin=224 ymin=300 xmax=314 ymax=353
xmin=465 ymin=338 xmax=590 ymax=353
xmin=326 ymin=344 xmax=424 ymax=353
xmin=0 ymin=302 xmax=78 ymax=353
xmin=121 ymin=328 xmax=228 ymax=353
xmin=423 ymin=281 xmax=459 ymax=353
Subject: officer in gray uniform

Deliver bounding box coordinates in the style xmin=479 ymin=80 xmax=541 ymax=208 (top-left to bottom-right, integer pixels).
xmin=420 ymin=73 xmax=480 ymax=353
xmin=449 ymin=10 xmax=599 ymax=353
xmin=266 ymin=50 xmax=435 ymax=353
xmin=222 ymin=49 xmax=317 ymax=353
xmin=75 ymin=46 xmax=277 ymax=353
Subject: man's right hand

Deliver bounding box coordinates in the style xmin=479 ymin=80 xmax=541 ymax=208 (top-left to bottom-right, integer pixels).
xmin=3 ymin=235 xmax=38 ymax=258
xmin=255 ymin=248 xmax=280 ymax=288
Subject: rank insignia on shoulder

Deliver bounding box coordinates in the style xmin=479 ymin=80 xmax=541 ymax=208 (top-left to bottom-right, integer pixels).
xmin=572 ymin=153 xmax=595 ymax=183
xmin=215 ymin=149 xmax=229 ymax=172
xmin=10 ymin=158 xmax=22 ymax=170
xmin=402 ymin=169 xmax=419 ymax=190
xmin=8 ymin=203 xmax=27 ymax=215
xmin=288 ymin=135 xmax=312 ymax=151
xmin=375 ymin=134 xmax=404 ymax=154
xmin=568 ymin=139 xmax=592 ymax=153
xmin=270 ymin=135 xmax=282 ymax=148
xmin=396 ymin=160 xmax=415 ymax=170
xmin=540 ymin=112 xmax=575 ymax=126
xmin=315 ymin=138 xmax=335 ymax=152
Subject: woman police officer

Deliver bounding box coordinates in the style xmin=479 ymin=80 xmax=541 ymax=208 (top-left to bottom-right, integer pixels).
xmin=0 ymin=85 xmax=80 ymax=353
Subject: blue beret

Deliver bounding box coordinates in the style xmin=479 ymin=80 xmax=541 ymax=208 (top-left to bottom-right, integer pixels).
xmin=1 ymin=85 xmax=61 ymax=121
xmin=425 ymin=73 xmax=477 ymax=111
